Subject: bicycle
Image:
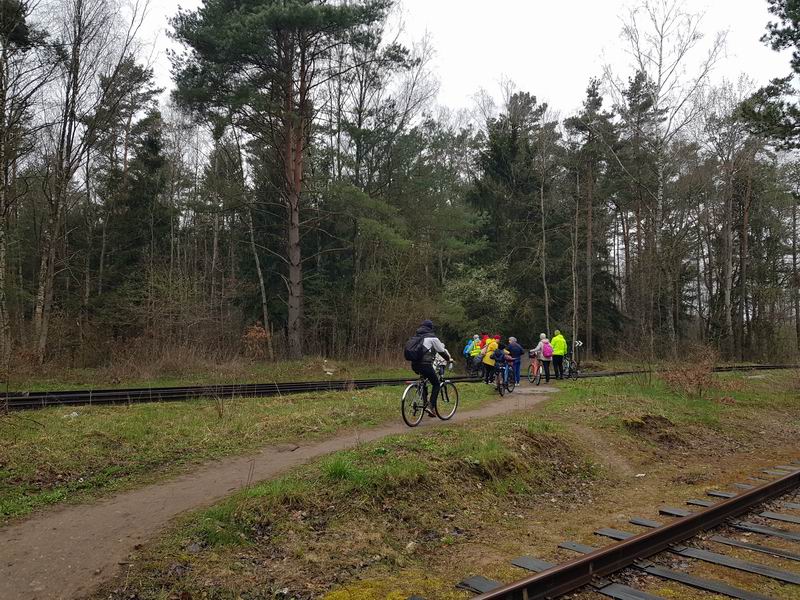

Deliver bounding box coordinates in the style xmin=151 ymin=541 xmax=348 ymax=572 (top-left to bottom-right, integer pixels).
xmin=494 ymin=358 xmax=515 ymax=395
xmin=401 ymin=368 xmax=460 ymax=427
xmin=563 ymin=341 xmax=582 ymax=379
xmin=527 ymin=356 xmax=543 ymax=386
xmin=466 ymin=356 xmax=485 ymax=379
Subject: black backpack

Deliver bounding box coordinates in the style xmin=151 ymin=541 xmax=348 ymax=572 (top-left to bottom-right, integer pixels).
xmin=404 ymin=335 xmax=427 ymax=362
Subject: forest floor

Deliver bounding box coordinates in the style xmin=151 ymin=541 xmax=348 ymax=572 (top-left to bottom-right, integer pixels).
xmin=3 ymin=358 xmax=412 ymax=392
xmin=78 ymin=370 xmax=799 ymax=600
xmin=0 ymin=385 xmax=554 ymax=600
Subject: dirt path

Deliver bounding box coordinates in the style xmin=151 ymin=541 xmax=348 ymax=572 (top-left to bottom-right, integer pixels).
xmin=0 ymin=385 xmax=555 ymax=600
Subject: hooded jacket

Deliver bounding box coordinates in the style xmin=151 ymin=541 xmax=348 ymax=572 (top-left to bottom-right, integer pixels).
xmin=482 ymin=337 xmax=499 ymax=366
xmin=551 ymin=333 xmax=567 ymax=356
xmin=413 ymin=322 xmax=450 ymax=365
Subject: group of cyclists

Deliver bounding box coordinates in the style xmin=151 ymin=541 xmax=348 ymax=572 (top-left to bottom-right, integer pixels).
xmin=402 ymin=320 xmax=576 ymax=424
xmin=462 ymin=330 xmax=570 ymax=384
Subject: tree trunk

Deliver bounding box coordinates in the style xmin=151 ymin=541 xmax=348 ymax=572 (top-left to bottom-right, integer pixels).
xmin=248 ymin=208 xmax=274 ymax=361
xmin=210 ymin=210 xmax=219 ymax=309
xmin=284 ymin=36 xmax=306 ymax=359
xmin=0 ymin=212 xmax=9 ymax=367
xmin=737 ymin=159 xmax=753 ymax=361
xmin=571 ymin=174 xmax=579 ymax=358
xmin=793 ymin=194 xmax=799 ymax=354
xmin=722 ymin=168 xmax=735 ymax=354
xmin=540 ymin=181 xmax=550 ymax=335
xmin=585 ymin=162 xmax=593 ymax=359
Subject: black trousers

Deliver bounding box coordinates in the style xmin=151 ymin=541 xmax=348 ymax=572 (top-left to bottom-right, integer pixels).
xmin=540 ymin=360 xmax=551 ymax=382
xmin=483 ymin=364 xmax=496 ymax=383
xmin=412 ymin=362 xmax=441 ymax=406
xmin=552 ymin=355 xmax=564 ymax=379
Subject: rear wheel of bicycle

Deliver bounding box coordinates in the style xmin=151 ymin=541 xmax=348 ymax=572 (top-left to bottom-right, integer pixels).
xmin=435 ymin=381 xmax=459 ymax=420
xmin=506 ymin=372 xmax=516 ymax=393
xmin=401 ymin=383 xmax=425 ymax=427
xmin=570 ymin=361 xmax=579 ymax=379
xmin=495 ymin=370 xmax=505 ymax=396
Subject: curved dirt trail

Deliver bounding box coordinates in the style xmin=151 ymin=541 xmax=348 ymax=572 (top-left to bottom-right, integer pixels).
xmin=0 ymin=385 xmax=555 ymax=600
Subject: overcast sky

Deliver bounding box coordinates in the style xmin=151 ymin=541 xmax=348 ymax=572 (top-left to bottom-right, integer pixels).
xmin=143 ymin=0 xmax=792 ymax=116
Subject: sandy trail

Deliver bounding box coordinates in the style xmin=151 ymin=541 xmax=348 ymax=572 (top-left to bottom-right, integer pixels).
xmin=0 ymin=385 xmax=555 ymax=600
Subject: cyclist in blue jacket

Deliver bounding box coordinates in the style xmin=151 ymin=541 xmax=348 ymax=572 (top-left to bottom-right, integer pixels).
xmin=507 ymin=337 xmax=525 ymax=384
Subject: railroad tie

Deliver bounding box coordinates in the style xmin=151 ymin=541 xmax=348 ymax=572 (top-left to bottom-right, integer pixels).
xmin=455 ymin=575 xmax=503 ymax=594
xmin=785 ymin=502 xmax=800 ymax=510
xmin=763 ymin=469 xmax=793 ymax=477
xmin=659 ymin=506 xmax=693 ymax=517
xmin=708 ymin=490 xmax=737 ymax=499
xmin=734 ymin=521 xmax=800 ymax=542
xmin=760 ymin=510 xmax=800 ymax=525
xmin=594 ymin=528 xmax=800 ymax=586
xmin=672 ymin=546 xmax=800 ymax=585
xmin=734 ymin=483 xmax=755 ymax=490
xmin=513 ymin=552 xmax=666 ymax=600
xmin=709 ymin=535 xmax=800 ymax=562
xmin=686 ymin=499 xmax=716 ymax=507
xmin=563 ymin=538 xmax=774 ymax=600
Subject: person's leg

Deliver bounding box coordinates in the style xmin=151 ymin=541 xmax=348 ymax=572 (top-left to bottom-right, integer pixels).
xmin=553 ymin=356 xmax=563 ymax=379
xmin=543 ymin=360 xmax=550 ymax=382
xmin=418 ymin=363 xmax=440 ymax=408
xmin=514 ymin=359 xmax=521 ymax=384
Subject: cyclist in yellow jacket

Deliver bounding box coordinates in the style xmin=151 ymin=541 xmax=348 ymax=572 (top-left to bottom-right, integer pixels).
xmin=481 ymin=335 xmax=500 ymax=383
xmin=551 ymin=330 xmax=568 ymax=380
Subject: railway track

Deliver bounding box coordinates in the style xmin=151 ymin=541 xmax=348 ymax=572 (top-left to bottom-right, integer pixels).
xmin=445 ymin=462 xmax=800 ymax=600
xmin=0 ymin=364 xmax=795 ymax=411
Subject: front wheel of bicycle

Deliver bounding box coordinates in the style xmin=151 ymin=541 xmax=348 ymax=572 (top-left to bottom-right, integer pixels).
xmin=435 ymin=381 xmax=459 ymax=420
xmin=570 ymin=361 xmax=579 ymax=379
xmin=401 ymin=383 xmax=425 ymax=427
xmin=495 ymin=370 xmax=505 ymax=396
xmin=527 ymin=364 xmax=534 ymax=383
xmin=534 ymin=367 xmax=542 ymax=386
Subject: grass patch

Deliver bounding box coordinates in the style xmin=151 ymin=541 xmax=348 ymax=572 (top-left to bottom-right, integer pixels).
xmin=87 ymin=371 xmax=800 ymax=600
xmin=92 ymin=414 xmax=592 ymax=600
xmin=0 ymin=382 xmax=492 ymax=522
xmin=542 ymin=370 xmax=800 ymax=455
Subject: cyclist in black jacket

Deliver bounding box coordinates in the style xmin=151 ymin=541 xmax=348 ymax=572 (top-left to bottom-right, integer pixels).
xmin=410 ymin=320 xmax=453 ymax=415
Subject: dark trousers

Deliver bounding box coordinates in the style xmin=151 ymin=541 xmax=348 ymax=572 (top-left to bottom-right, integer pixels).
xmin=540 ymin=360 xmax=551 ymax=382
xmin=483 ymin=364 xmax=495 ymax=383
xmin=412 ymin=362 xmax=441 ymax=406
xmin=552 ymin=355 xmax=564 ymax=379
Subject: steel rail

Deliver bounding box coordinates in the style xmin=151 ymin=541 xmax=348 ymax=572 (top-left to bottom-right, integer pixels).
xmin=1 ymin=364 xmax=795 ymax=411
xmin=1 ymin=376 xmax=482 ymax=411
xmin=473 ymin=469 xmax=800 ymax=600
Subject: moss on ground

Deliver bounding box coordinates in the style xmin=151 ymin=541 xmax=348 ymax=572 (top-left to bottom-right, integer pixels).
xmin=0 ymin=382 xmax=493 ymax=522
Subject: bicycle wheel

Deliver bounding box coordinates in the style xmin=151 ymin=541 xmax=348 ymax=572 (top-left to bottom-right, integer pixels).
xmin=506 ymin=369 xmax=516 ymax=393
xmin=527 ymin=364 xmax=534 ymax=383
xmin=534 ymin=367 xmax=542 ymax=386
xmin=436 ymin=381 xmax=459 ymax=420
xmin=401 ymin=383 xmax=425 ymax=427
xmin=570 ymin=360 xmax=579 ymax=379
xmin=495 ymin=369 xmax=505 ymax=396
